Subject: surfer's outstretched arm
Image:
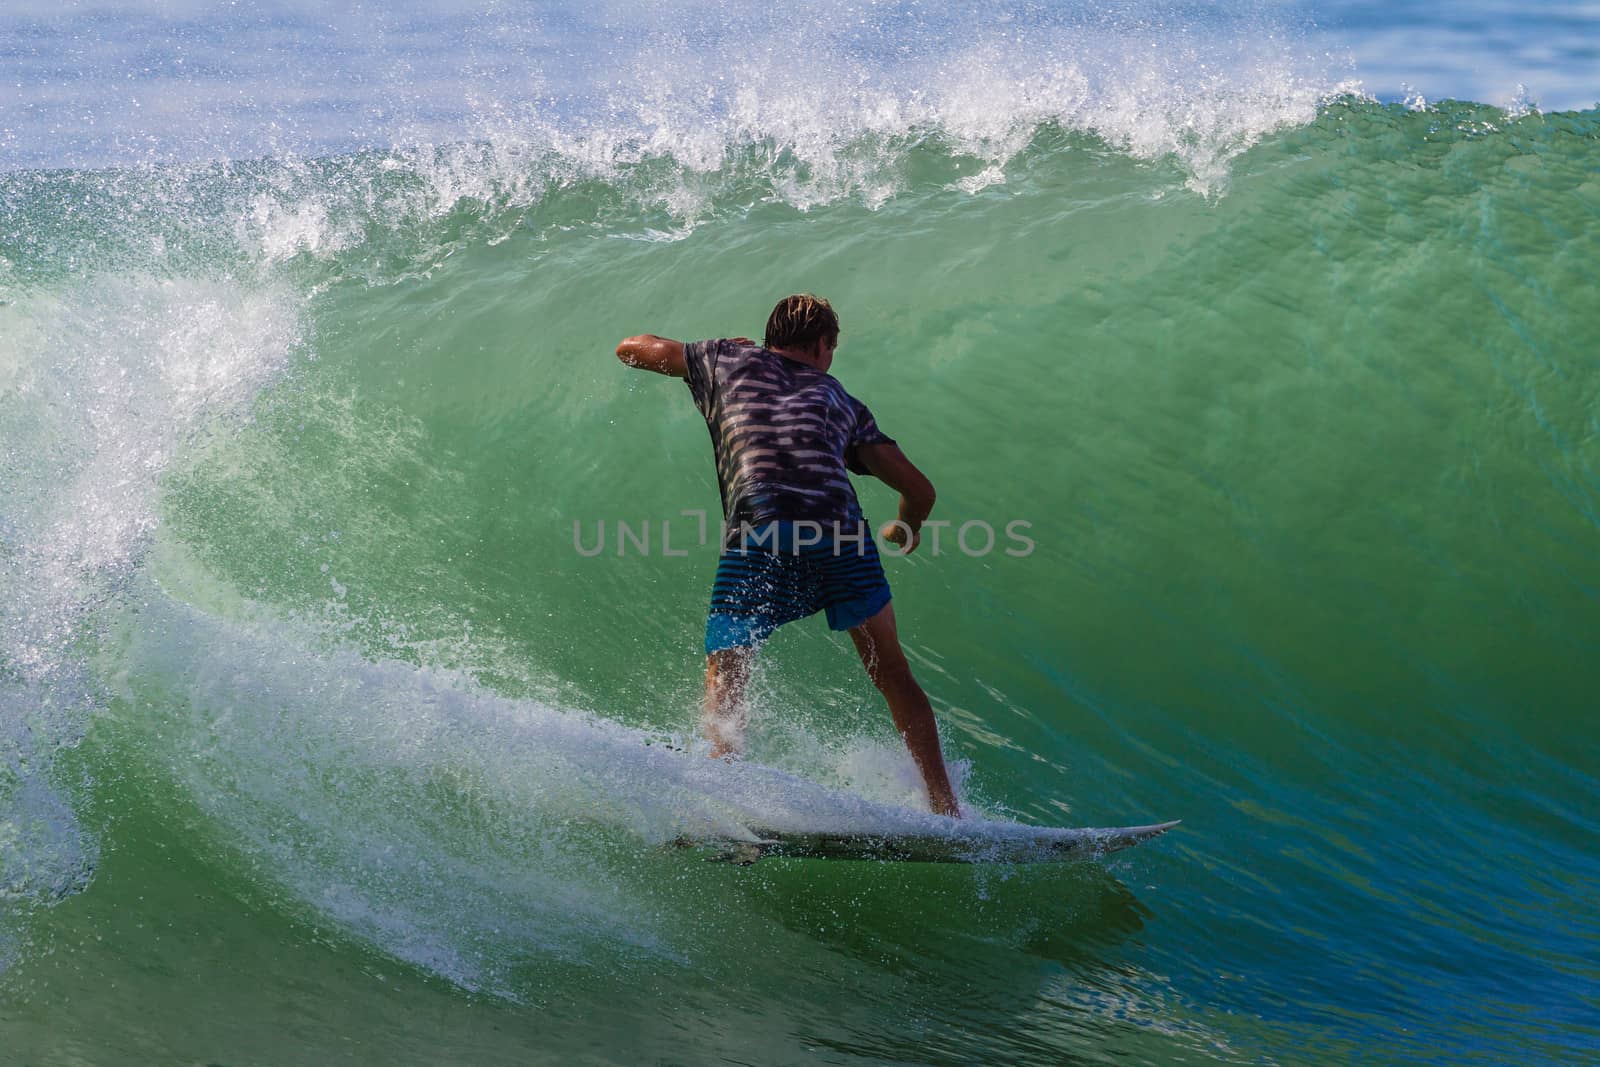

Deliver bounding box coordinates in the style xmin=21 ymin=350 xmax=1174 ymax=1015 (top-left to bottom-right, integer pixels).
xmin=615 ymin=334 xmax=686 ymax=377
xmin=850 ymin=604 xmax=961 ymax=818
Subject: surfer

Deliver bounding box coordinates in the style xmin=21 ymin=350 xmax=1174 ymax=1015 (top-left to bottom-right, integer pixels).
xmin=615 ymin=295 xmax=962 ymax=817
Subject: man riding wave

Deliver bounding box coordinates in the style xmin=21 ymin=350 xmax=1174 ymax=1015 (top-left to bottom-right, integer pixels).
xmin=616 ymin=294 xmax=961 ymax=817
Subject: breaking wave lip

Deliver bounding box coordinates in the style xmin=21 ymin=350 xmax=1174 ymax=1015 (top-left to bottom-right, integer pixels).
xmin=2 ymin=1 xmax=1349 ymax=183
xmin=2 ymin=4 xmax=1355 ymax=294
xmin=3 ymin=84 xmax=1358 ymax=315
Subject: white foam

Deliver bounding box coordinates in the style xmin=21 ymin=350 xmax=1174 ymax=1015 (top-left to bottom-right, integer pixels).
xmin=953 ymin=165 xmax=1009 ymax=195
xmin=1503 ymin=84 xmax=1540 ymax=120
xmin=560 ymin=16 xmax=1339 ymax=199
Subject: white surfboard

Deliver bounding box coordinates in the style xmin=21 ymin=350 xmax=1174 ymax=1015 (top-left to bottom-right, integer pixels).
xmin=676 ymin=818 xmax=1179 ymax=864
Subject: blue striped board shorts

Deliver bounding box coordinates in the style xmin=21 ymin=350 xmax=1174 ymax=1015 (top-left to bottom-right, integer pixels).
xmin=704 ymin=520 xmax=892 ymax=654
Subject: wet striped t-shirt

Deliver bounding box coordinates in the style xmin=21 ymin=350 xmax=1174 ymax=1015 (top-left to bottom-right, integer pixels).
xmin=683 ymin=339 xmax=894 ymax=547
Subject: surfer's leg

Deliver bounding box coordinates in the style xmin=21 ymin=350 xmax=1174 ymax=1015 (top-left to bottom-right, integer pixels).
xmin=703 ymin=646 xmax=755 ymax=758
xmin=848 ymin=605 xmax=961 ymax=818
xmin=703 ymin=539 xmax=791 ymax=758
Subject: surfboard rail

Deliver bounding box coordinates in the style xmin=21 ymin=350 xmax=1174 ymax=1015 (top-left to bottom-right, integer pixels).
xmin=675 ymin=819 xmax=1180 ymax=865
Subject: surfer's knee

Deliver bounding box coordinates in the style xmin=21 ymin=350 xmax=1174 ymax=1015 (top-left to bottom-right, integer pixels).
xmin=864 ymin=651 xmax=916 ymax=695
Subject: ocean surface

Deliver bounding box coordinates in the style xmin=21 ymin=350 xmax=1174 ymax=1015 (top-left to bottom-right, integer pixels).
xmin=2 ymin=2 xmax=1598 ymax=1064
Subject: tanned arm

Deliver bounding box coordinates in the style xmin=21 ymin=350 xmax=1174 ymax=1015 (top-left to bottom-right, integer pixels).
xmin=615 ymin=334 xmax=687 ymax=377
xmin=856 ymin=443 xmax=936 ymax=554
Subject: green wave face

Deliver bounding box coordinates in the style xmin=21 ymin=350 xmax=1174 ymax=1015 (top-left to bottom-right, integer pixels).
xmin=3 ymin=99 xmax=1598 ymax=1065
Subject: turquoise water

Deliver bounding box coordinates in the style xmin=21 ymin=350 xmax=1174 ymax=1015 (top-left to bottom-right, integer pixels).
xmin=3 ymin=3 xmax=1599 ymax=1064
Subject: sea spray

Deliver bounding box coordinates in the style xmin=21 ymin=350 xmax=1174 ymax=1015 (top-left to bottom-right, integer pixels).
xmin=0 ymin=268 xmax=304 ymax=947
